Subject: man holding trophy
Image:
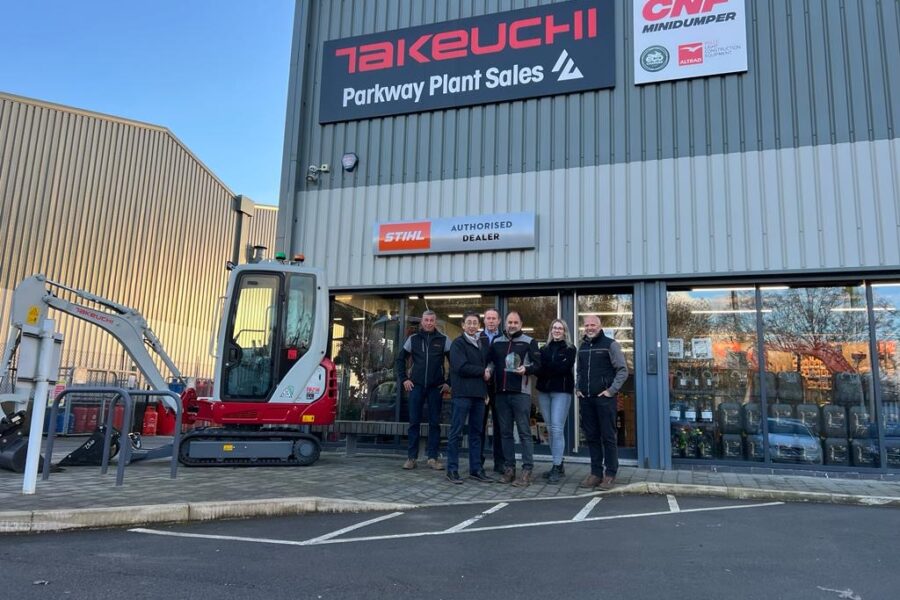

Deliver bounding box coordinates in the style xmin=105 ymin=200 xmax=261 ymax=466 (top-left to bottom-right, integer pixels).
xmin=486 ymin=311 xmax=541 ymax=487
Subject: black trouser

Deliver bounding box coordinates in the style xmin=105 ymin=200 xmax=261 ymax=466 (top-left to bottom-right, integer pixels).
xmin=480 ymin=387 xmax=504 ymax=468
xmin=580 ymin=394 xmax=618 ymax=477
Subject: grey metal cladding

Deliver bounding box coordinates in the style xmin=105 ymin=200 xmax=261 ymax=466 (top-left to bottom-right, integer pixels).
xmin=0 ymin=93 xmax=238 ymax=379
xmin=289 ymin=0 xmax=900 ymax=192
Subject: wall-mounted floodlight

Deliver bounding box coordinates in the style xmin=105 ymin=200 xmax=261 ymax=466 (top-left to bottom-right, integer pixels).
xmin=341 ymin=152 xmax=359 ymax=172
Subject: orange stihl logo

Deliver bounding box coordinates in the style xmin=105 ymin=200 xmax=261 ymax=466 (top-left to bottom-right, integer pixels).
xmin=379 ymin=222 xmax=431 ymax=251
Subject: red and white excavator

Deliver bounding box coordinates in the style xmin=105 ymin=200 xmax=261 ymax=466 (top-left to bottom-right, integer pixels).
xmin=0 ymin=259 xmax=337 ymax=469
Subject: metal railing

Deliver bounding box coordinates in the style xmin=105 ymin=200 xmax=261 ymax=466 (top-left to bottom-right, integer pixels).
xmin=43 ymin=387 xmax=182 ymax=486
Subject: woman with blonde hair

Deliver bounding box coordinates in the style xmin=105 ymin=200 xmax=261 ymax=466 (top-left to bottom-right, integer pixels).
xmin=536 ymin=318 xmax=576 ymax=483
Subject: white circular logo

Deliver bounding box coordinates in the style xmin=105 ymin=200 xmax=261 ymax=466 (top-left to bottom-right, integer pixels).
xmin=640 ymin=46 xmax=669 ymax=72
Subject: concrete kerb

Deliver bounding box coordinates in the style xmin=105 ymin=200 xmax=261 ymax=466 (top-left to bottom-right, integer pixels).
xmin=0 ymin=498 xmax=416 ymax=535
xmin=604 ymin=481 xmax=900 ymax=507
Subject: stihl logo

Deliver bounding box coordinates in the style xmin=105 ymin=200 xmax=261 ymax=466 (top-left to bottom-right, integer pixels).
xmin=643 ymin=0 xmax=728 ymax=21
xmin=678 ymin=42 xmax=704 ymax=65
xmin=552 ymin=50 xmax=583 ymax=81
xmin=336 ymin=7 xmax=598 ymax=74
xmin=379 ymin=222 xmax=432 ymax=251
xmin=385 ymin=231 xmax=426 ymax=242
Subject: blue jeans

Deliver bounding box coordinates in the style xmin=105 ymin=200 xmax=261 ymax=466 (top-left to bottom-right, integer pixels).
xmin=538 ymin=392 xmax=571 ymax=466
xmin=496 ymin=392 xmax=534 ymax=471
xmin=447 ymin=396 xmax=485 ymax=474
xmin=407 ymin=384 xmax=443 ymax=460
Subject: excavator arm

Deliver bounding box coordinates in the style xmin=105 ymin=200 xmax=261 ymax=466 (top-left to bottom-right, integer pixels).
xmin=1 ymin=275 xmax=181 ymax=411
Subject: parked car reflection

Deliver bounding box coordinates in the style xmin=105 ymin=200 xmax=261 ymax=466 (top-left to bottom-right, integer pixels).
xmin=767 ymin=418 xmax=823 ymax=464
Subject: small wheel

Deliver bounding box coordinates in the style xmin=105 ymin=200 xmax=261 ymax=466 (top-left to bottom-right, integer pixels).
xmin=292 ymin=437 xmax=320 ymax=466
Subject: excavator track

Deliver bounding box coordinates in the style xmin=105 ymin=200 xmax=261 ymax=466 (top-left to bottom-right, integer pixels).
xmin=178 ymin=428 xmax=321 ymax=467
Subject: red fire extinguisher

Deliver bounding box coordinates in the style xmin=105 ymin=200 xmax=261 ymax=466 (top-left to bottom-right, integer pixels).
xmin=142 ymin=404 xmax=158 ymax=436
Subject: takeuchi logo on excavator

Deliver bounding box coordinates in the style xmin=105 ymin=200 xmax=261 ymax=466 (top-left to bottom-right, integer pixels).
xmin=335 ymin=6 xmax=599 ymax=74
xmin=379 ymin=222 xmax=432 ymax=252
xmin=74 ymin=305 xmax=114 ymax=325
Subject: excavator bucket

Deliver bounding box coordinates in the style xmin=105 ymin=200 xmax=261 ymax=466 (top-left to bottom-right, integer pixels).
xmin=0 ymin=411 xmax=44 ymax=473
xmin=57 ymin=425 xmax=121 ymax=467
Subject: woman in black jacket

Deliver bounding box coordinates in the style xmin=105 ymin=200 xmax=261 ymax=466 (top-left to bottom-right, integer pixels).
xmin=536 ymin=319 xmax=576 ymax=483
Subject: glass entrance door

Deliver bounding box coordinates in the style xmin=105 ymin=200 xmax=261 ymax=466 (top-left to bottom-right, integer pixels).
xmin=574 ymin=292 xmax=636 ymax=459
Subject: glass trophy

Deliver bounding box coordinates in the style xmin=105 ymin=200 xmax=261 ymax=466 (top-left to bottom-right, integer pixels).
xmin=504 ymin=352 xmax=522 ymax=372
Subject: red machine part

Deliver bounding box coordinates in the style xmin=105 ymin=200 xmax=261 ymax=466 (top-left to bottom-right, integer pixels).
xmin=180 ymin=357 xmax=337 ymax=427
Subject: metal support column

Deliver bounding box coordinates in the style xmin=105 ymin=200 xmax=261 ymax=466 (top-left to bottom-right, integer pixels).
xmin=634 ymin=281 xmax=669 ymax=470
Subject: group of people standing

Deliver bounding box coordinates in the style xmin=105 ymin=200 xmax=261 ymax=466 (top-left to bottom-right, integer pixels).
xmin=395 ymin=308 xmax=628 ymax=490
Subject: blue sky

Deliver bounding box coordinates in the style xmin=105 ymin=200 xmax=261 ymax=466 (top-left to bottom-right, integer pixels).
xmin=0 ymin=1 xmax=295 ymax=206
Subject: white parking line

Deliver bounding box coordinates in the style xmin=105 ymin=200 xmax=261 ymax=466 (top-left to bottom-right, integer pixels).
xmin=130 ymin=501 xmax=783 ymax=547
xmin=303 ymin=511 xmax=404 ymax=543
xmin=667 ymin=495 xmax=680 ymax=513
xmin=573 ymin=497 xmax=603 ymax=521
xmin=129 ymin=511 xmax=404 ymax=547
xmin=444 ymin=502 xmax=508 ymax=533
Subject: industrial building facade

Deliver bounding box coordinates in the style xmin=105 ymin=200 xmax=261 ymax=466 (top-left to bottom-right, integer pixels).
xmin=0 ymin=93 xmax=278 ymax=387
xmin=278 ymin=0 xmax=900 ymax=473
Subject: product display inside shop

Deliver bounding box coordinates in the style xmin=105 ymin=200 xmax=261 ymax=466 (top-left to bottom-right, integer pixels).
xmin=667 ymin=285 xmax=900 ymax=468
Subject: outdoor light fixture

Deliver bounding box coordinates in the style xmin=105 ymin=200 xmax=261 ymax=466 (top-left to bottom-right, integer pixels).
xmin=341 ymin=152 xmax=359 ymax=172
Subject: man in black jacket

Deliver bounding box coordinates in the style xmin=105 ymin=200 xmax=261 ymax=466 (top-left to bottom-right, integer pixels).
xmin=487 ymin=311 xmax=541 ymax=487
xmin=446 ymin=311 xmax=494 ymax=483
xmin=576 ymin=314 xmax=629 ymax=490
xmin=395 ymin=310 xmax=451 ymax=470
xmin=478 ymin=308 xmax=505 ymax=473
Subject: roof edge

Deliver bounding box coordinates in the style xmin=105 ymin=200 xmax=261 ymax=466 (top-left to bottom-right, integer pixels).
xmin=0 ymin=91 xmax=236 ymax=197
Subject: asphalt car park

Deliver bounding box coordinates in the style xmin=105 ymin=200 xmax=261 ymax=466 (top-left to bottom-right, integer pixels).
xmin=5 ymin=495 xmax=899 ymax=600
xmin=126 ymin=493 xmax=783 ymax=547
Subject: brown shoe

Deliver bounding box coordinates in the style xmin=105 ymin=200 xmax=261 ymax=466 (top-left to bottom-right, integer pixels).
xmin=402 ymin=459 xmax=417 ymax=470
xmin=512 ymin=469 xmax=533 ymax=488
xmin=426 ymin=458 xmax=444 ymax=470
xmin=578 ymin=474 xmax=602 ymax=488
xmin=500 ymin=467 xmax=516 ymax=484
xmin=598 ymin=476 xmax=616 ymax=490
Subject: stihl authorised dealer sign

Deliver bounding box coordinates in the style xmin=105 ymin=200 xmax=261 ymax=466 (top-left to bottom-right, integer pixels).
xmin=319 ymin=0 xmax=615 ymax=124
xmin=373 ymin=213 xmax=536 ymax=256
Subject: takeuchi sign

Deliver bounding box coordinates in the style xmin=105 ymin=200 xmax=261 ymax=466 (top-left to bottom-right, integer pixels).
xmin=319 ymin=0 xmax=616 ymax=123
xmin=373 ymin=213 xmax=536 ymax=256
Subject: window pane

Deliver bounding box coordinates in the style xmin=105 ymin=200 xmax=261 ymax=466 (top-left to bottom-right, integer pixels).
xmin=761 ymin=285 xmax=877 ymax=468
xmin=666 ymin=288 xmax=757 ymax=462
xmin=223 ymin=274 xmax=279 ymax=399
xmin=331 ymin=296 xmax=402 ymax=428
xmin=871 ymin=283 xmax=900 ymax=469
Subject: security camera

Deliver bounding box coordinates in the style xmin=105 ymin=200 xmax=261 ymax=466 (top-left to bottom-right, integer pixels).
xmin=306 ymin=165 xmax=319 ymax=183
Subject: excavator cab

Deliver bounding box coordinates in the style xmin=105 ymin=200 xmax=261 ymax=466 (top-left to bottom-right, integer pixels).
xmin=219 ymin=270 xmax=314 ymax=400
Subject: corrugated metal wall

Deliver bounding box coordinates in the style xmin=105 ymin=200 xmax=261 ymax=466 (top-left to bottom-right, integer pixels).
xmin=295 ymin=138 xmax=900 ymax=288
xmin=281 ymin=0 xmax=900 ymax=287
xmin=0 ymin=93 xmax=256 ymax=380
xmin=247 ymin=205 xmax=279 ymax=258
xmin=285 ymin=0 xmax=900 ymax=193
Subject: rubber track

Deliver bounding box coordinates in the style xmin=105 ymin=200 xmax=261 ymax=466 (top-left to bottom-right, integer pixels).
xmin=178 ymin=428 xmax=321 ymax=467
